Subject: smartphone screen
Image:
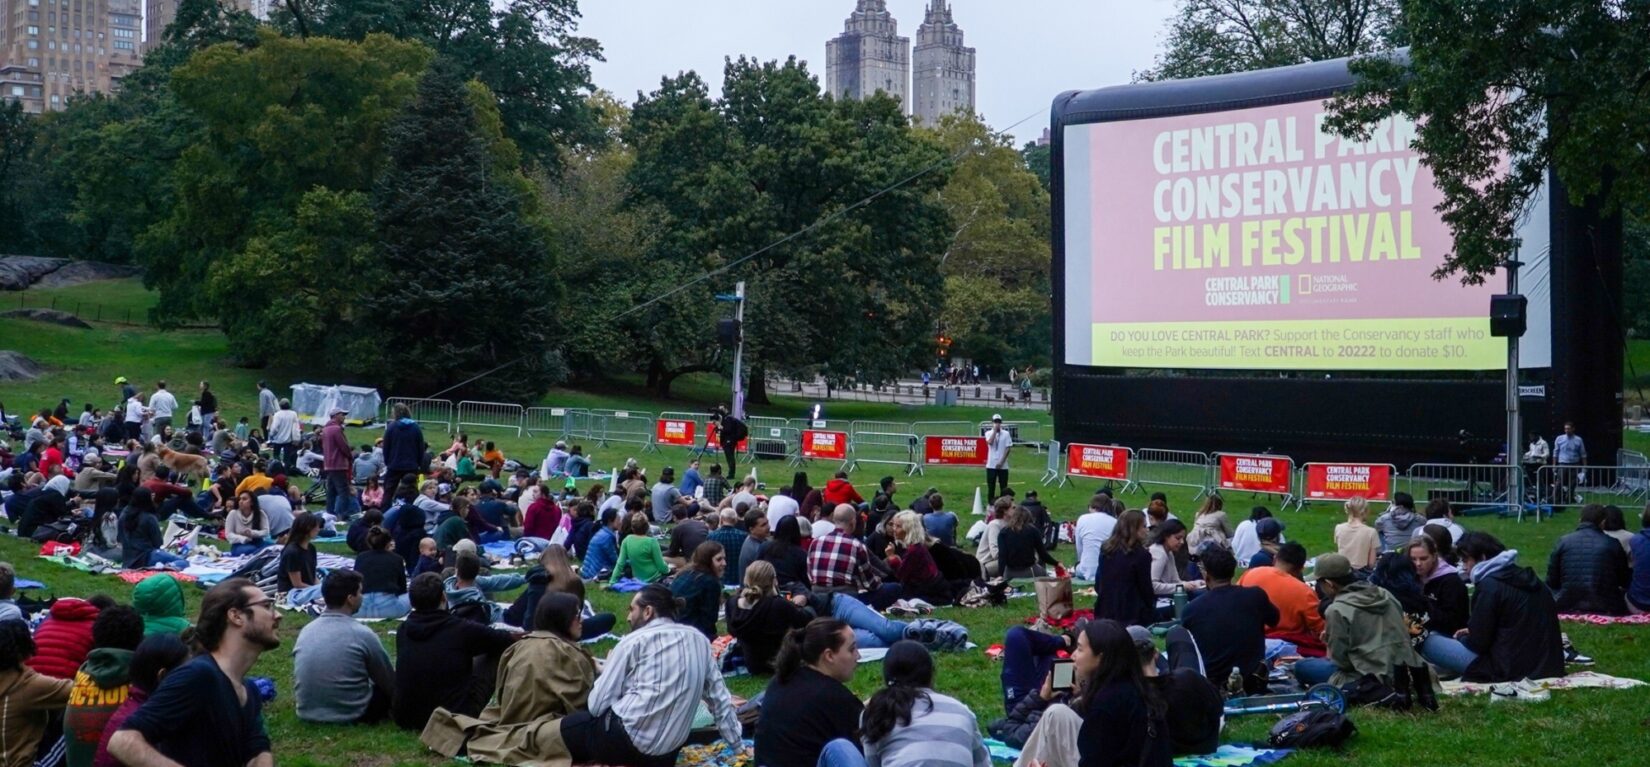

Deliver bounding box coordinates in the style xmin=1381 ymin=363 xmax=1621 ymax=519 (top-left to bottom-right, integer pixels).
xmin=1051 ymin=659 xmax=1076 ymax=691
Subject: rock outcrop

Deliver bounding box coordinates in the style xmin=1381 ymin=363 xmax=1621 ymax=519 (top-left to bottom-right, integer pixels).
xmin=1 ymin=309 xmax=93 ymax=329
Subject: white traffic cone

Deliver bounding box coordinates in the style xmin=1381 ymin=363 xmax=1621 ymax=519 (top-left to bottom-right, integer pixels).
xmin=608 ymin=469 xmax=618 ymax=494
xmin=972 ymin=486 xmax=985 ymax=516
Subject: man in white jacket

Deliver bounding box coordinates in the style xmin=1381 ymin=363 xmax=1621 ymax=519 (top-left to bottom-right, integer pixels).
xmin=147 ymin=381 xmax=179 ymax=433
xmin=1073 ymin=492 xmax=1118 ymax=581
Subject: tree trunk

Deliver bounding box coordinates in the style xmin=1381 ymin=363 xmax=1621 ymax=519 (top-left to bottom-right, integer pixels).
xmin=655 ymin=363 xmax=717 ymax=400
xmin=748 ymin=367 xmax=770 ymax=406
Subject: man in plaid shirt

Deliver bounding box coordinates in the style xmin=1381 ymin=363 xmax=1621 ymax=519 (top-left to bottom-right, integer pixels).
xmin=808 ymin=505 xmax=882 ymax=595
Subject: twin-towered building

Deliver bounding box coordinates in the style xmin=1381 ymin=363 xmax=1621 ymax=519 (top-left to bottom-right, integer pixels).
xmin=826 ymin=0 xmax=976 ymax=125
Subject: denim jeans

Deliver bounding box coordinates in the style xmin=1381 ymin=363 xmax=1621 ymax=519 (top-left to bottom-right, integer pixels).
xmin=324 ymin=470 xmax=352 ymax=519
xmin=817 ymin=738 xmax=868 ymax=767
xmin=1001 ymin=626 xmax=1066 ymax=712
xmin=146 ymin=549 xmax=185 ymax=567
xmin=831 ymin=593 xmax=907 ymax=648
xmin=1420 ymin=633 xmax=1479 ymax=675
xmin=356 ymin=592 xmax=411 ymax=620
xmin=1293 ymin=657 xmax=1338 ymax=686
xmin=286 ymin=584 xmax=323 ymax=607
xmin=230 ymin=540 xmax=271 ymax=556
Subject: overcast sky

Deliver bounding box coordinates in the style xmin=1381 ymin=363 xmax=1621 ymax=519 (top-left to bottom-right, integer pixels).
xmin=576 ymin=0 xmax=1179 ymax=144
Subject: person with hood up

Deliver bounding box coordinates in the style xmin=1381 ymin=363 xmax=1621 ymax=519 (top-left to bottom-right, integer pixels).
xmin=131 ymin=575 xmax=189 ymax=637
xmin=90 ymin=633 xmax=189 ymax=767
xmin=1546 ymin=503 xmax=1632 ymax=615
xmin=29 ymin=596 xmax=107 ymax=680
xmin=1420 ymin=531 xmax=1565 ymax=682
xmin=821 ymin=471 xmax=864 ymax=507
xmin=1291 ymin=554 xmax=1429 ymax=702
xmin=64 ymin=605 xmax=145 ymax=767
xmin=445 ymin=552 xmax=527 ymax=625
xmin=1374 ymin=492 xmax=1425 ymax=551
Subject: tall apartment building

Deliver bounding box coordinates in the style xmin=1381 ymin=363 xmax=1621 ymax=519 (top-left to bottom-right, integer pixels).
xmin=825 ymin=0 xmax=909 ymax=112
xmin=1 ymin=0 xmax=144 ymax=113
xmin=145 ymin=0 xmax=270 ymax=53
xmin=911 ymin=0 xmax=974 ymax=125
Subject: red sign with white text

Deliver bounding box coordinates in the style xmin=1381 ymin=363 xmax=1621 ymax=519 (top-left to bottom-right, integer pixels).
xmin=1217 ymin=453 xmax=1293 ymax=495
xmin=655 ymin=419 xmax=696 ymax=447
xmin=705 ymin=422 xmax=748 ymax=452
xmin=801 ymin=430 xmax=848 ymax=460
xmin=925 ymin=435 xmax=988 ymax=466
xmin=1066 ymin=443 xmax=1131 ymax=480
xmin=1304 ymin=463 xmax=1393 ymax=501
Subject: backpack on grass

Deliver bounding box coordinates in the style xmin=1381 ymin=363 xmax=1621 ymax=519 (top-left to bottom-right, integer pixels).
xmin=1267 ymin=708 xmax=1356 ymax=749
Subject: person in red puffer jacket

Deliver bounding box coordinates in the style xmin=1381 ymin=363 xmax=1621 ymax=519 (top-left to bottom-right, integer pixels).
xmin=28 ymin=596 xmax=111 ymax=680
xmin=821 ymin=471 xmax=864 ymax=508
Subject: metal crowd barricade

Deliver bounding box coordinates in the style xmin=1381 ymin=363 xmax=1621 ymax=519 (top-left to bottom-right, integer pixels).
xmin=1292 ymin=463 xmax=1399 ymax=511
xmin=457 ymin=400 xmax=524 ymax=437
xmin=847 ymin=420 xmax=921 ymax=476
xmin=383 ymin=397 xmax=454 ymax=433
xmin=912 ymin=420 xmax=973 ymax=441
xmin=524 ymin=407 xmax=571 ymax=438
xmin=1131 ymin=449 xmax=1212 ymax=500
xmin=655 ymin=410 xmax=709 ymax=454
xmin=1614 ymin=449 xmax=1650 ymax=501
xmin=745 ymin=416 xmax=797 ymax=463
xmin=1532 ymin=463 xmax=1643 ymax=516
xmin=1041 ymin=439 xmax=1067 ymax=487
xmin=589 ymin=409 xmax=657 ymax=452
xmin=1402 ymin=463 xmax=1521 ymax=520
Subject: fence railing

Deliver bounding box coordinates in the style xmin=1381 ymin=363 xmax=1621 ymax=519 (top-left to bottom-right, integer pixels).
xmin=383 ymin=397 xmax=454 ymax=433
xmin=457 ymin=400 xmax=523 ymax=437
xmin=1131 ymin=449 xmax=1214 ymax=501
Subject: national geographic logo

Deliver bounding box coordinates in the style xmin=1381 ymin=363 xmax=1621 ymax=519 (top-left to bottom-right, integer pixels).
xmin=1296 ymin=274 xmax=1360 ymax=298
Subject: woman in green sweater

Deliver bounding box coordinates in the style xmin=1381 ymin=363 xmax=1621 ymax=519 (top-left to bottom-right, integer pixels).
xmin=610 ymin=512 xmax=669 ymax=585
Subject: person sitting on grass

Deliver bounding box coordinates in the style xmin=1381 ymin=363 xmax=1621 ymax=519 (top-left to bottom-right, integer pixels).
xmin=1237 ymin=542 xmax=1325 ymax=654
xmin=829 ymin=640 xmax=989 ymax=767
xmin=224 ymin=491 xmax=271 ymax=556
xmin=108 ymin=578 xmax=279 ymax=767
xmin=353 ymin=526 xmax=411 ymax=620
xmin=663 ymin=504 xmax=709 ymax=570
xmin=726 ymin=561 xmax=815 ymax=676
xmin=433 ymin=496 xmax=476 ymax=565
xmin=1180 ymin=547 xmax=1278 ymax=695
xmin=293 ymin=571 xmax=396 ymax=724
xmin=1148 ymin=520 xmax=1204 ymax=613
xmin=117 ymin=488 xmax=184 ymax=569
xmin=1408 ymin=535 xmax=1470 ymax=638
xmin=755 ymin=618 xmax=864 ymax=767
xmin=63 ymin=604 xmax=145 ymax=767
xmin=761 ymin=514 xmax=812 ymax=591
xmin=445 ymin=552 xmax=528 ymax=625
xmin=611 ymin=512 xmax=669 ymax=586
xmin=279 ymin=513 xmax=323 ymax=607
xmin=0 ymin=619 xmax=72 ymax=767
xmin=1097 ymin=510 xmax=1157 ymax=628
xmin=996 ymin=504 xmax=1060 ymax=580
xmin=90 ymin=632 xmax=189 ymax=767
xmin=1419 ymin=531 xmax=1565 ymax=683
xmin=1633 ymin=504 xmax=1650 ymax=615
xmin=421 ymin=592 xmax=598 ymax=764
xmin=580 ymin=508 xmax=623 ymax=581
xmin=884 ymin=510 xmax=953 ymax=606
xmin=1246 ymin=518 xmax=1285 ymax=569
xmin=1334 ymin=496 xmax=1381 ymax=574
xmin=394 ymin=573 xmax=519 ymax=731
xmin=1547 ymin=503 xmax=1631 ymax=615
xmin=1291 ymin=553 xmax=1428 ymax=703
xmin=669 ymin=542 xmax=727 ymax=639
xmin=557 ymin=585 xmax=743 ymax=767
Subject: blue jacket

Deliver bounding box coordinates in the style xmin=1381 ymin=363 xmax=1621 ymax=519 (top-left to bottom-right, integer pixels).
xmin=580 ymin=527 xmax=619 ymax=579
xmin=1630 ymin=530 xmax=1650 ymax=611
xmin=382 ymin=418 xmax=426 ymax=472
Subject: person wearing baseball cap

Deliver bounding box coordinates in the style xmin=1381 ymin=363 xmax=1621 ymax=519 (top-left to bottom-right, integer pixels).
xmin=1292 ymin=552 xmax=1425 ymax=698
xmin=321 ymin=406 xmax=354 ymax=519
xmin=984 ymin=414 xmax=1011 ymax=501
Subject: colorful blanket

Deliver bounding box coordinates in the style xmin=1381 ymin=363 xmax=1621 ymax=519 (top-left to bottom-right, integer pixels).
xmin=1559 ymin=613 xmax=1650 ymax=625
xmin=987 ymin=741 xmax=1291 ymax=767
xmin=114 ymin=570 xmax=197 ymax=585
xmin=1442 ymin=670 xmax=1645 ymax=696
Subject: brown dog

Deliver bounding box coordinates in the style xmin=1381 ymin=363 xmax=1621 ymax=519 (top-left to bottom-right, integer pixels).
xmin=157 ymin=445 xmax=210 ymax=482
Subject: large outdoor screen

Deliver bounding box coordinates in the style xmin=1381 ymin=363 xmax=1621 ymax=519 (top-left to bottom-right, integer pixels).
xmin=1061 ymin=98 xmax=1550 ymax=371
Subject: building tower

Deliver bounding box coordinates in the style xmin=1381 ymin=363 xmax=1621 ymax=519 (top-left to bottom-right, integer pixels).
xmin=825 ymin=0 xmax=909 ymax=113
xmin=911 ymin=0 xmax=975 ymax=125
xmin=1 ymin=0 xmax=147 ymax=113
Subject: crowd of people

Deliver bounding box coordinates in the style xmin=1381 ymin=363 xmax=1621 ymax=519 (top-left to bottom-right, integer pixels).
xmin=2 ymin=385 xmax=1649 ymax=767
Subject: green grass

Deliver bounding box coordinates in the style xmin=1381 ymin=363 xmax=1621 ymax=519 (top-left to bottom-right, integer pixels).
xmin=6 ymin=280 xmax=1650 ymax=765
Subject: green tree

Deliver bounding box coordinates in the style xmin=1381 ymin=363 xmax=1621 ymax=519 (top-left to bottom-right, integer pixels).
xmin=1326 ymin=2 xmax=1649 ymax=281
xmin=139 ymin=31 xmax=432 ymax=327
xmin=1021 ymin=139 xmax=1050 ymax=191
xmin=623 ymin=58 xmax=952 ymax=400
xmin=364 ymin=60 xmax=564 ymax=401
xmin=280 ymin=0 xmax=604 ymax=170
xmin=1141 ymin=0 xmax=1404 ymax=81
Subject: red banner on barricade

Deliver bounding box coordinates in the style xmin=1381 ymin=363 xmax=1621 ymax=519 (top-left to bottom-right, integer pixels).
xmin=924 ymin=435 xmax=988 ymax=467
xmin=1066 ymin=443 xmax=1131 ymax=480
xmin=1217 ymin=453 xmax=1293 ymax=495
xmin=1304 ymin=463 xmax=1393 ymax=502
xmin=655 ymin=418 xmax=696 ymax=447
xmin=801 ymin=430 xmax=848 ymax=460
xmin=705 ymin=422 xmax=748 ymax=452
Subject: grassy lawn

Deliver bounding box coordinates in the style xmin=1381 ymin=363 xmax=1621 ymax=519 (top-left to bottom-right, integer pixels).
xmin=4 ymin=280 xmax=1649 ymax=766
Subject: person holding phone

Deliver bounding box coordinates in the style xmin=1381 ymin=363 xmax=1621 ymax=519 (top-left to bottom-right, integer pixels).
xmin=984 ymin=415 xmax=1012 ymax=501
xmin=1005 ymin=620 xmax=1173 ymax=767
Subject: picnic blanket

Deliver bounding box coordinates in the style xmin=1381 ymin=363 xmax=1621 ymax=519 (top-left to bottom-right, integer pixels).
xmin=114 ymin=570 xmax=197 ymax=585
xmin=1559 ymin=613 xmax=1650 ymax=625
xmin=1442 ymin=671 xmax=1645 ymax=696
xmin=985 ymin=741 xmax=1290 ymax=767
xmin=15 ymin=578 xmax=45 ymax=591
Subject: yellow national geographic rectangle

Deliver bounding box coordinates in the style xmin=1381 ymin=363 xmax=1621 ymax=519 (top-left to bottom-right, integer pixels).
xmin=1092 ymin=318 xmax=1503 ymax=371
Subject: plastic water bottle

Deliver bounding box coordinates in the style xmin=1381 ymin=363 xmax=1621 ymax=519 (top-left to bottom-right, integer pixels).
xmin=1227 ymin=667 xmax=1244 ymax=697
xmin=1172 ymin=585 xmax=1188 ymax=620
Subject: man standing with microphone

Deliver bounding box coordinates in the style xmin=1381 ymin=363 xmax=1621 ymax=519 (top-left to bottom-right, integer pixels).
xmin=985 ymin=414 xmax=1012 ymax=501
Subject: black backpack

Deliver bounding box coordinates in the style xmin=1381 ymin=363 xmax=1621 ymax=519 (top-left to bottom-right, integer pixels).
xmin=1268 ymin=708 xmax=1357 ymax=749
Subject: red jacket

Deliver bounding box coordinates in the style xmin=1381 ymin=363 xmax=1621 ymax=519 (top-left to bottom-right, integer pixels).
xmin=40 ymin=446 xmax=74 ymax=479
xmin=822 ymin=478 xmax=863 ymax=507
xmin=28 ymin=598 xmax=100 ymax=680
xmin=140 ymin=478 xmax=191 ymax=506
xmin=321 ymin=422 xmax=352 ymax=472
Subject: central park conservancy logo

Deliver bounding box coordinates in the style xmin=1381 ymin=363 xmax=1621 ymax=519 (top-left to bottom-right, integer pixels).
xmin=1204 ymin=275 xmax=1290 ymax=306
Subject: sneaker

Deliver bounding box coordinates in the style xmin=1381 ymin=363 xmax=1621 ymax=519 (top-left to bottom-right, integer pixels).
xmin=1488 ymin=683 xmax=1519 ymax=703
xmin=1512 ymin=680 xmax=1551 ymax=702
xmin=1561 ymin=634 xmax=1594 ymax=665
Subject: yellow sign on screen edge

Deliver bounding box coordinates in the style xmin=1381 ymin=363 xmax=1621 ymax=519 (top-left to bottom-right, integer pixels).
xmin=1091 ymin=317 xmax=1503 ymax=371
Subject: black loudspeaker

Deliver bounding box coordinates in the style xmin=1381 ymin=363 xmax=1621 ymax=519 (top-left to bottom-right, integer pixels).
xmin=1490 ymin=294 xmax=1527 ymax=338
xmin=752 ymin=439 xmax=787 ymax=459
xmin=716 ymin=319 xmax=741 ymax=348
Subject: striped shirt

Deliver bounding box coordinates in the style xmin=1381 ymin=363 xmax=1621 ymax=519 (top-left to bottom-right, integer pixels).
xmin=862 ymin=689 xmax=991 ymax=767
xmin=587 ymin=618 xmax=742 ymax=756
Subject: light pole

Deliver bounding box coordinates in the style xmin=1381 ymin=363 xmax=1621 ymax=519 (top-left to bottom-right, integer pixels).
xmin=716 ymin=282 xmax=748 ymax=420
xmin=1500 ymin=260 xmax=1525 ymax=520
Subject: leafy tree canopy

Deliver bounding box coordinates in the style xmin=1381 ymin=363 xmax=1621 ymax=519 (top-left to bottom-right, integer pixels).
xmin=1140 ymin=0 xmax=1404 ymax=81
